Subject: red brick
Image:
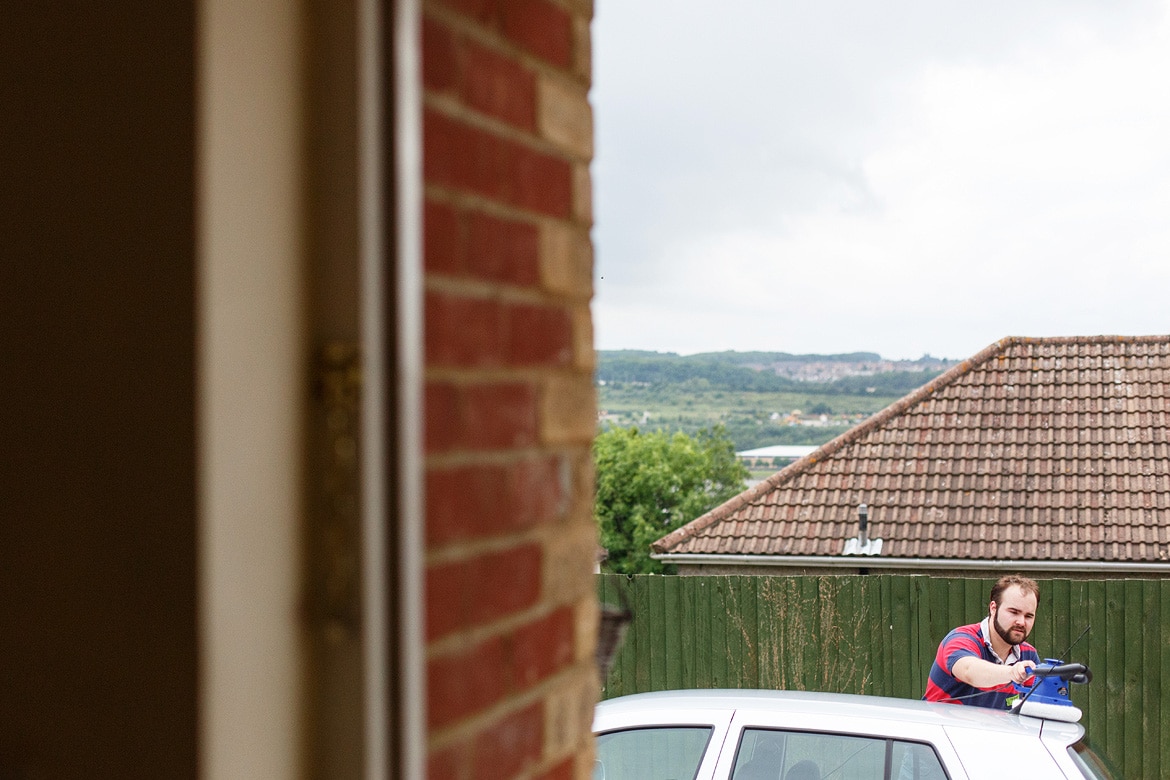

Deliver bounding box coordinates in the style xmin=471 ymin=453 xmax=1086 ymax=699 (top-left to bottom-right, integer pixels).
xmin=512 ymin=607 xmax=575 ymax=689
xmin=425 ymin=382 xmax=462 ymax=454
xmin=428 ymin=742 xmax=470 ymax=780
xmin=472 ymin=701 xmax=544 ymax=780
xmin=427 ymin=634 xmax=508 ymax=728
xmin=464 ymin=43 xmax=536 ymax=130
xmin=425 ymin=563 xmax=464 ymax=641
xmin=426 ymin=203 xmax=540 ymax=285
xmin=426 ymin=607 xmax=572 ymax=729
xmin=432 ymin=0 xmax=573 ymax=64
xmin=466 ymin=211 xmax=540 ymax=286
xmin=425 ymin=199 xmax=463 ymax=275
xmin=426 ymin=543 xmax=542 ymax=640
xmin=424 ymin=381 xmax=539 ymax=454
xmin=426 ymin=464 xmax=503 ymax=545
xmin=470 ymin=545 xmax=542 ymax=624
xmin=500 ymin=0 xmax=572 ymax=68
xmin=425 ymin=108 xmax=572 ymax=218
xmin=505 ymin=141 xmax=573 ymax=218
xmin=535 ymin=758 xmax=576 ymax=780
xmin=434 ymin=0 xmax=573 ymax=69
xmin=507 ymin=303 xmax=573 ymax=366
xmin=422 ymin=16 xmax=461 ymax=93
xmin=427 ymin=457 xmax=563 ymax=546
xmin=432 ymin=0 xmax=494 ymax=24
xmin=426 ymin=291 xmax=506 ymax=368
xmin=423 ymin=15 xmax=538 ymax=132
xmin=428 ymin=294 xmax=573 ymax=370
xmin=463 ymin=381 xmax=539 ymax=448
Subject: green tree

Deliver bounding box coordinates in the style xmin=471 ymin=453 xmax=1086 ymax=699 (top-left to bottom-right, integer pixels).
xmin=594 ymin=425 xmax=749 ymax=574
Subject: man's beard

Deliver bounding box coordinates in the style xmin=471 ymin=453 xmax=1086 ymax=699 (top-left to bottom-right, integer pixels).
xmin=993 ymin=611 xmax=1028 ymax=645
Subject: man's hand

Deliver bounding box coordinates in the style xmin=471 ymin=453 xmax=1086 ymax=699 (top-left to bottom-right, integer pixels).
xmin=1007 ymin=659 xmax=1037 ymax=685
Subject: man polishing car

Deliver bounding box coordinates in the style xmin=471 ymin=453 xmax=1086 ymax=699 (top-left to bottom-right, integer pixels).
xmin=924 ymin=575 xmax=1041 ymax=709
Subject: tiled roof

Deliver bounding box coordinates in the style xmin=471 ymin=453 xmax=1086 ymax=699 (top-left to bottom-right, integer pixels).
xmin=653 ymin=336 xmax=1170 ymax=563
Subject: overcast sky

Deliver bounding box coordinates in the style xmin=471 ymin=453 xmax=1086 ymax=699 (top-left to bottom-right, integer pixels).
xmin=590 ymin=0 xmax=1170 ymax=360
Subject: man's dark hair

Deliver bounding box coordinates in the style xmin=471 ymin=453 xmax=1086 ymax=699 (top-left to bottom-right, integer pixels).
xmin=990 ymin=574 xmax=1040 ymax=607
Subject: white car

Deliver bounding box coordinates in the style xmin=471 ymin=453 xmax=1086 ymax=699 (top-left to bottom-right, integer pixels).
xmin=593 ymin=688 xmax=1117 ymax=779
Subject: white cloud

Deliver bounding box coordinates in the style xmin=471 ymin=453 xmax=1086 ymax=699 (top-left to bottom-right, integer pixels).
xmin=593 ymin=0 xmax=1170 ymax=359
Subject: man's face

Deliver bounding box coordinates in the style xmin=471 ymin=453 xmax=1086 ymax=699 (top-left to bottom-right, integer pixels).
xmin=990 ymin=585 xmax=1037 ymax=646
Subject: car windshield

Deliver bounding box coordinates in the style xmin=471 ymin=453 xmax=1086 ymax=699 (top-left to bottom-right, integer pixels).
xmin=594 ymin=725 xmax=713 ymax=780
xmin=1068 ymin=739 xmax=1121 ymax=780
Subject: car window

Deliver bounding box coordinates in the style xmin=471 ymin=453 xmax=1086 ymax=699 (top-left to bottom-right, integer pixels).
xmin=594 ymin=726 xmax=713 ymax=780
xmin=732 ymin=728 xmax=884 ymax=780
xmin=890 ymin=741 xmax=950 ymax=780
xmin=731 ymin=729 xmax=950 ymax=780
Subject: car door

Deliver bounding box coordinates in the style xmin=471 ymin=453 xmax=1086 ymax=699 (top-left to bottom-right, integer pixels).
xmin=592 ymin=706 xmax=737 ymax=780
xmin=944 ymin=723 xmax=1076 ymax=779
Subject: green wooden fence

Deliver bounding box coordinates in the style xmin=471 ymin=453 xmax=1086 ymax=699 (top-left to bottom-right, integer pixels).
xmin=598 ymin=573 xmax=1169 ymax=778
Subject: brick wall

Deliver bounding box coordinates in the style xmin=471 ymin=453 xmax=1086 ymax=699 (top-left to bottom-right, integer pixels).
xmin=421 ymin=0 xmax=598 ymax=777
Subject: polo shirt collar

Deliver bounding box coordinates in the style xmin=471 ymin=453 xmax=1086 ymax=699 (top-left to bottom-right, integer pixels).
xmin=979 ymin=617 xmax=1022 ymax=664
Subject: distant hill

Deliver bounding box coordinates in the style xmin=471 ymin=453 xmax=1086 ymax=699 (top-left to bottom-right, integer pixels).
xmin=596 ymin=350 xmax=956 ymax=396
xmin=595 ymin=350 xmax=960 ymax=452
xmin=602 ymin=349 xmax=884 ymax=363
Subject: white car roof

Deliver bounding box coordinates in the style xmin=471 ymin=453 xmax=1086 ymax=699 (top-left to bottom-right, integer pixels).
xmin=594 ymin=688 xmax=1084 ymax=742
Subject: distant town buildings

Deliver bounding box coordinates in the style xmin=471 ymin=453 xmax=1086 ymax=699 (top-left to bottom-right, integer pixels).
xmin=743 ymin=356 xmax=956 ymax=383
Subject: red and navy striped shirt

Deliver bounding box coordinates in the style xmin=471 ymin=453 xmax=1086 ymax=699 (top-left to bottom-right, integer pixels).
xmin=924 ymin=620 xmax=1039 ymax=709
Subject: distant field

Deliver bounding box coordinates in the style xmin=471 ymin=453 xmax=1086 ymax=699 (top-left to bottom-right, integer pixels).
xmin=596 ymin=384 xmax=905 ymax=452
xmin=593 ymin=349 xmax=948 ymax=453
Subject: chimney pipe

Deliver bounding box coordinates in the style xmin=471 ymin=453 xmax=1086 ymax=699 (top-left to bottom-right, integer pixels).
xmin=858 ymin=503 xmax=868 ymax=548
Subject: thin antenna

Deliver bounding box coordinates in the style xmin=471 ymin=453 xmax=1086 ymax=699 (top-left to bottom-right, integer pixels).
xmin=1058 ymin=624 xmax=1091 ymax=661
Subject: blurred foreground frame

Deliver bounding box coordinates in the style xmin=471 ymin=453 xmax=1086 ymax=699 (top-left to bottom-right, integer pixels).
xmin=597 ymin=576 xmax=633 ymax=684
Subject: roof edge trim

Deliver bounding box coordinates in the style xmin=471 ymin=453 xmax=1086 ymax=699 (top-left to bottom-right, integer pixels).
xmin=653 ymin=553 xmax=1170 ymax=573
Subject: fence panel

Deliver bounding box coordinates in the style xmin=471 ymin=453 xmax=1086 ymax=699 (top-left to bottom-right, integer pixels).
xmin=599 ymin=573 xmax=1160 ymax=774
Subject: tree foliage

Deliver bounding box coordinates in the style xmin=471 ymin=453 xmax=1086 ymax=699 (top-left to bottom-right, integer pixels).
xmin=594 ymin=425 xmax=749 ymax=574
